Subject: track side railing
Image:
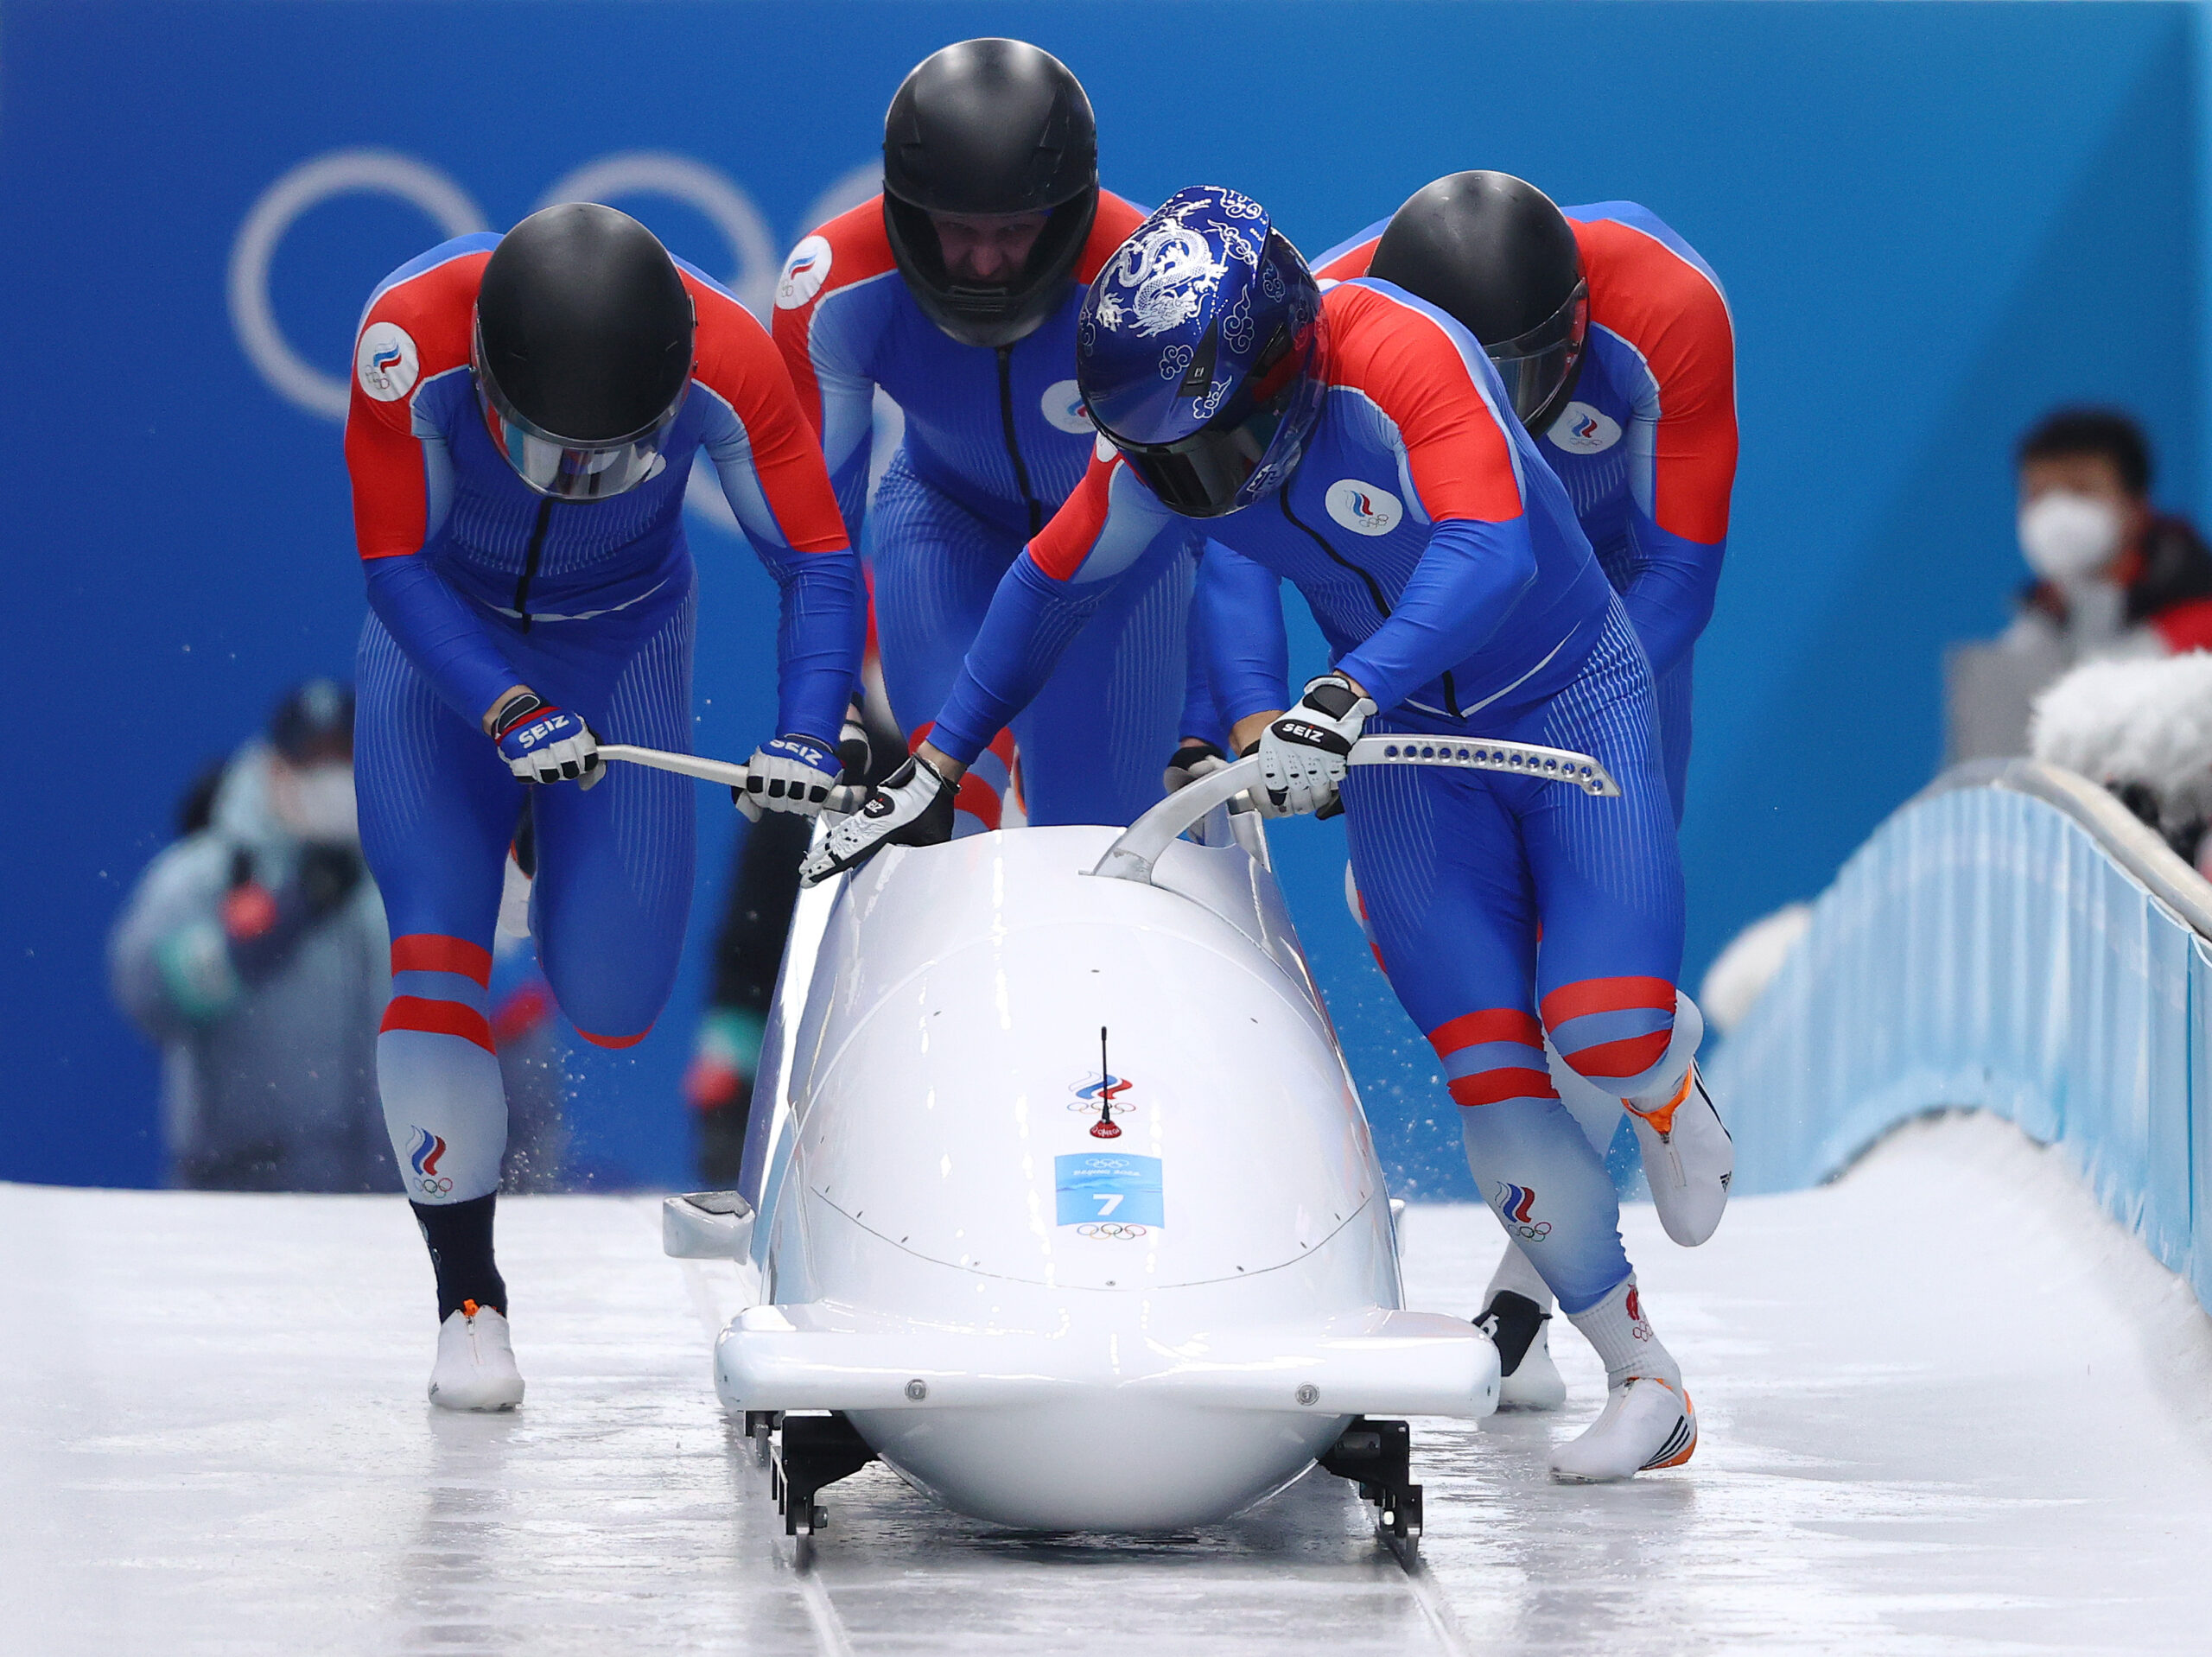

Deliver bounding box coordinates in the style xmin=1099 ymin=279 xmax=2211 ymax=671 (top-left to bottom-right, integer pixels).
xmin=1707 ymin=760 xmax=2212 ymax=1313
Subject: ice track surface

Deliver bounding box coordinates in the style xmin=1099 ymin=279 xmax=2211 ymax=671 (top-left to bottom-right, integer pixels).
xmin=6 ymin=1112 xmax=2211 ymax=1656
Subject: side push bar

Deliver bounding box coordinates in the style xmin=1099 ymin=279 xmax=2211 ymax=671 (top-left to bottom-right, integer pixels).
xmin=599 ymin=743 xmax=868 ymax=816
xmin=1090 ymin=737 xmax=1620 ymax=886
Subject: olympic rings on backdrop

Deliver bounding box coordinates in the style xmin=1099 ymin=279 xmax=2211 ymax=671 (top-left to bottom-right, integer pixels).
xmin=1075 ymin=1222 xmax=1149 ymax=1240
xmin=231 ymin=148 xmax=883 ymax=422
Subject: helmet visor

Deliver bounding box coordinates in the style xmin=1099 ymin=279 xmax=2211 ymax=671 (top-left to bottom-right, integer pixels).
xmin=1487 ymin=282 xmax=1588 ymax=429
xmin=472 ymin=319 xmax=686 ymax=502
xmin=1098 ymin=321 xmax=1319 ymax=519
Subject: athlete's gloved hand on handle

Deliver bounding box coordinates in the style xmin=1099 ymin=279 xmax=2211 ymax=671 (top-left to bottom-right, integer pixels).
xmin=1257 ymin=673 xmax=1376 ymax=816
xmin=736 ymin=733 xmax=847 ymax=820
xmin=1162 ymin=740 xmax=1230 ymax=795
xmin=492 ymin=690 xmax=603 ymax=789
xmin=800 ymin=753 xmax=959 ymax=885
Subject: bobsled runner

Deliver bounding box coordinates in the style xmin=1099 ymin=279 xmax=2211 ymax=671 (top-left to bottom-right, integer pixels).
xmin=636 ymin=739 xmax=1619 ymax=1547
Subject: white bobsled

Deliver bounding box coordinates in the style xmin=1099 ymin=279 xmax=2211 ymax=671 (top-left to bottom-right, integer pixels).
xmin=658 ymin=740 xmax=1618 ymax=1541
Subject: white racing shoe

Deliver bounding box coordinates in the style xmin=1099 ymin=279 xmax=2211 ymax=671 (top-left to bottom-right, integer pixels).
xmin=1474 ymin=1290 xmax=1567 ymax=1412
xmin=1548 ymin=1377 xmax=1698 ymax=1482
xmin=1624 ymin=1060 xmax=1733 ymax=1247
xmin=429 ymin=1300 xmax=524 ymax=1412
xmin=1549 ymin=1274 xmax=1695 ymax=1482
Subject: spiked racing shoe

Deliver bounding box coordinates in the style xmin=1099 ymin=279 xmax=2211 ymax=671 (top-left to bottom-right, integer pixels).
xmin=1475 ymin=1290 xmax=1567 ymax=1411
xmin=429 ymin=1300 xmax=524 ymax=1412
xmin=1624 ymin=1061 xmax=1733 ymax=1246
xmin=1548 ymin=1377 xmax=1696 ymax=1482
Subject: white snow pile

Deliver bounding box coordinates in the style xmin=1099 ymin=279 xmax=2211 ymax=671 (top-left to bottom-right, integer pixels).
xmin=2030 ymin=650 xmax=2212 ymax=836
xmin=1699 ymin=901 xmax=1813 ymax=1034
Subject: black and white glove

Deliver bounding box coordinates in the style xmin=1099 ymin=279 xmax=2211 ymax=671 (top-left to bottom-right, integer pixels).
xmin=799 ymin=756 xmax=957 ymax=886
xmin=1257 ymin=672 xmax=1376 ymax=816
xmin=1162 ymin=740 xmax=1230 ymax=794
xmin=494 ymin=692 xmax=603 ymax=788
xmin=738 ymin=733 xmax=845 ymax=819
xmin=836 ymin=696 xmax=873 ymax=784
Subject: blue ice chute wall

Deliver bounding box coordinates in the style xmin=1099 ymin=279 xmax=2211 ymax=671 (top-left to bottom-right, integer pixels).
xmin=0 ymin=2 xmax=2205 ymax=1190
xmin=1709 ymin=765 xmax=2212 ymax=1315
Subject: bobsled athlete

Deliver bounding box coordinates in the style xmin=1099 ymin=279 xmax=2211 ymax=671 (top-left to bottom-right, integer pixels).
xmin=1287 ymin=174 xmax=1739 ymax=1405
xmin=1308 ymin=172 xmax=1737 ymax=822
xmin=773 ymin=37 xmax=1216 ymax=835
xmin=346 ymin=204 xmax=863 ymax=1409
xmin=808 ymin=187 xmax=1724 ymax=1481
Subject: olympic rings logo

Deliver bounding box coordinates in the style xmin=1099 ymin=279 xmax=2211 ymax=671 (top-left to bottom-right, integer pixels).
xmin=417 ymin=1176 xmax=454 ymax=1197
xmin=230 ymin=148 xmax=880 ymax=422
xmin=1076 ymin=1222 xmax=1148 ymax=1240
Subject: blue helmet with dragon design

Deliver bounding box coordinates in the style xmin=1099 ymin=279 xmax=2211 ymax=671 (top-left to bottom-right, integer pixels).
xmin=1077 ymin=186 xmax=1326 ymax=517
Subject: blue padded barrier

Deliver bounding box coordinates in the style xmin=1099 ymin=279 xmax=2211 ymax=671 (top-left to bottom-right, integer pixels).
xmin=1707 ymin=764 xmax=2212 ymax=1312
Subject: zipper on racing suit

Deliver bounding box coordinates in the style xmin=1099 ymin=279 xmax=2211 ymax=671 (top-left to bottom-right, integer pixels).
xmin=996 ymin=346 xmax=1045 ymax=537
xmin=512 ymin=498 xmax=554 ymax=633
xmin=1276 ymin=492 xmax=1463 ymax=718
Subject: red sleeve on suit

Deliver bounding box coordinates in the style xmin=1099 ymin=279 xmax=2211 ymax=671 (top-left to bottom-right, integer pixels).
xmin=1027 ymin=448 xmax=1120 ymax=581
xmin=690 ymin=272 xmax=852 ymax=555
xmin=1326 ymin=284 xmax=1524 ymax=524
xmin=770 ymin=199 xmax=898 ymax=439
xmin=1574 ymin=218 xmax=1738 ymax=544
xmin=2152 ymin=596 xmax=2212 ymax=654
xmin=343 ymin=251 xmax=485 ymax=562
xmin=1314 ymin=233 xmax=1381 ymax=283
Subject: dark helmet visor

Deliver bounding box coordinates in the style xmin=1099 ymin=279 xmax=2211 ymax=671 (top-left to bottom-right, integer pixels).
xmin=472 ymin=314 xmax=686 ymax=502
xmin=1098 ymin=325 xmax=1315 ymax=518
xmin=1486 ymin=281 xmax=1589 ymax=430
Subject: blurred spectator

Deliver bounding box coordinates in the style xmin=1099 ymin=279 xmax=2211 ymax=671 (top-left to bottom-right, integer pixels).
xmin=109 ymin=680 xmax=568 ymax=1191
xmin=1948 ymin=409 xmax=2212 ymax=762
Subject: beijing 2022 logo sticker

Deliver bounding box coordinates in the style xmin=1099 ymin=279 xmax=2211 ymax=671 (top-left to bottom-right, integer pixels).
xmin=1325 ymin=479 xmax=1403 ymax=536
xmin=775 ymin=236 xmax=832 ymax=310
xmin=354 ymin=322 xmax=420 ymax=403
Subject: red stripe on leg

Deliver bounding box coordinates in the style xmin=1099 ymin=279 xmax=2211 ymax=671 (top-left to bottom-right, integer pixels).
xmin=1446 ymin=1068 xmax=1560 ymax=1108
xmin=391 ymin=934 xmax=493 ymax=987
xmin=1427 ymin=1006 xmax=1545 ymax=1057
xmin=954 ymin=774 xmax=1004 ymax=831
xmin=380 ymin=994 xmax=495 ymax=1053
xmin=1560 ymin=1030 xmax=1671 ymax=1082
xmin=1539 ymin=975 xmax=1675 ymax=1026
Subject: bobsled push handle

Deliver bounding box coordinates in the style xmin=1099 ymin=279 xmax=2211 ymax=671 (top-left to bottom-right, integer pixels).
xmin=1090 ymin=737 xmax=1619 ymax=886
xmin=599 ymin=743 xmax=867 ymax=814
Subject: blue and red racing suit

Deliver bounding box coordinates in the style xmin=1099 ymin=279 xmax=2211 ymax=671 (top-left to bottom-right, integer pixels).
xmin=928 ymin=278 xmax=1689 ymax=1313
xmin=346 ymin=232 xmax=863 ymax=1204
xmin=1301 ymin=201 xmax=1737 ymax=822
xmin=773 ymin=192 xmax=1213 ymax=834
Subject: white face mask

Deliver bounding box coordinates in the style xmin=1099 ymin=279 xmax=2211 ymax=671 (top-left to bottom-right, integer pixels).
xmin=276 ymin=763 xmax=359 ymax=846
xmin=2018 ymin=491 xmax=2124 ymax=584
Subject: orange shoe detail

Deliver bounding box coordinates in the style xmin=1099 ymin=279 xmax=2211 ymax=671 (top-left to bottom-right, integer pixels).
xmin=1625 ymin=1062 xmax=1698 ymax=1137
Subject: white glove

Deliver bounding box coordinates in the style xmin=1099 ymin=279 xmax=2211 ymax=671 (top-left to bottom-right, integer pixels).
xmin=493 ymin=693 xmax=603 ymax=789
xmin=1257 ymin=673 xmax=1375 ymax=816
xmin=800 ymin=756 xmax=958 ymax=885
xmin=738 ymin=733 xmax=845 ymax=820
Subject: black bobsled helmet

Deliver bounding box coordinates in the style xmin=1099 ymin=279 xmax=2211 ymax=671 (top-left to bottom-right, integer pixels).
xmin=473 ymin=203 xmax=695 ymax=502
xmin=881 ymin=38 xmax=1100 ymax=349
xmin=1369 ymin=171 xmax=1588 ymax=434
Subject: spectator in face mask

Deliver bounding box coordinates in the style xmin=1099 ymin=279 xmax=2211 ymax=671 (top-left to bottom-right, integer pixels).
xmin=109 ymin=680 xmax=568 ymax=1190
xmin=1946 ymin=409 xmax=2212 ymax=763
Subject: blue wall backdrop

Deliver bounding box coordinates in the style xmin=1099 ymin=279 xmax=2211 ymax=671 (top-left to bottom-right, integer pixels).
xmin=2 ymin=1 xmax=2202 ymax=1192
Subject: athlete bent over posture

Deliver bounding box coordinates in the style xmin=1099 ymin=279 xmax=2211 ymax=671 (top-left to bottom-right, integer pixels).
xmin=346 ymin=205 xmax=862 ymax=1408
xmin=811 ymin=188 xmax=1707 ymax=1480
xmin=774 ymin=38 xmax=1212 ymax=834
xmin=1301 ymin=174 xmax=1738 ymax=1404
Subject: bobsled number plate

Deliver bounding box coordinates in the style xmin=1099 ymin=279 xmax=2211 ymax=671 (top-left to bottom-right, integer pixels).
xmin=1055 ymin=1153 xmax=1165 ymax=1228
